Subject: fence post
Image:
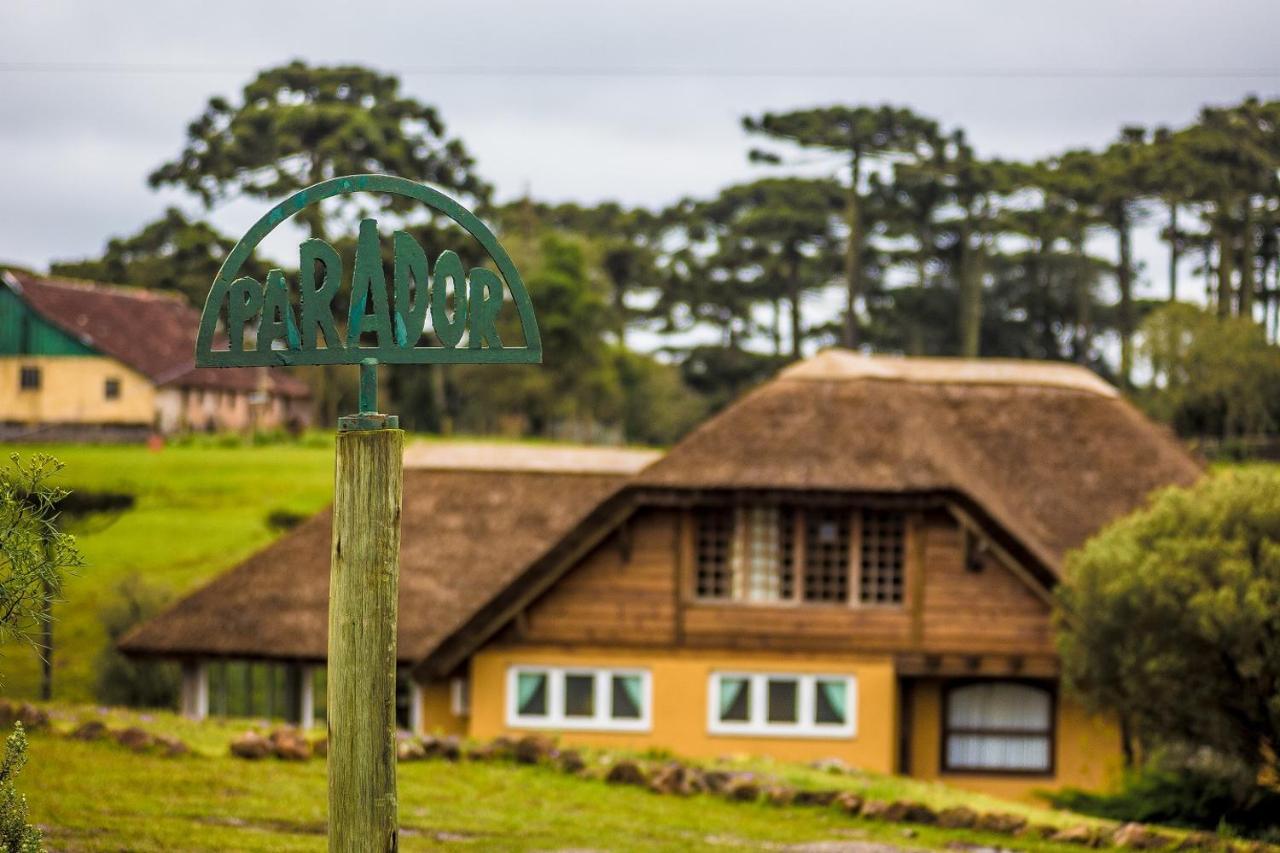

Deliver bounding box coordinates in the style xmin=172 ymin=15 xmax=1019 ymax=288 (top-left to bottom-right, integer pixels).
xmin=327 ymin=372 xmax=403 ymax=851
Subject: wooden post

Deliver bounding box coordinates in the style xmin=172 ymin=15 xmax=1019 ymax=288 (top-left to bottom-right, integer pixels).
xmin=327 ymin=420 xmax=403 ymax=852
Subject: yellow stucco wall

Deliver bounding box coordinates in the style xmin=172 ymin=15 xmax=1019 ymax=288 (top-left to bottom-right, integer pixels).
xmin=460 ymin=645 xmax=899 ymax=770
xmin=906 ymin=678 xmax=1122 ymax=802
xmin=418 ymin=679 xmax=467 ymax=737
xmin=0 ymin=356 xmax=155 ymax=425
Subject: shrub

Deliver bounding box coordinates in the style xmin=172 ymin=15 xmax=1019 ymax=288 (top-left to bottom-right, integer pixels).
xmin=95 ymin=576 xmax=179 ymax=708
xmin=0 ymin=724 xmax=42 ymax=853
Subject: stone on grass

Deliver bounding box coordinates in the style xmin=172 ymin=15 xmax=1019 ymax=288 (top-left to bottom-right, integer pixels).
xmin=70 ymin=720 xmax=109 ymax=741
xmin=701 ymin=770 xmax=733 ymax=794
xmin=1113 ymin=822 xmax=1172 ymax=849
xmin=397 ymin=739 xmax=426 ymax=761
xmin=811 ymin=757 xmax=850 ymax=774
xmin=724 ymin=778 xmax=760 ymax=802
xmin=1051 ymin=824 xmax=1103 ymax=846
xmin=764 ymin=785 xmax=796 ymax=806
xmin=15 ymin=704 xmax=49 ymax=732
xmin=649 ymin=762 xmax=699 ymax=796
xmin=155 ymin=735 xmax=190 ymax=758
xmin=833 ymin=791 xmax=864 ymax=814
xmin=436 ymin=736 xmax=461 ymax=762
xmin=230 ymin=731 xmax=272 ymax=759
xmin=793 ymin=789 xmax=841 ymax=808
xmin=558 ymin=749 xmax=586 ymax=774
xmin=860 ymin=800 xmax=893 ymax=820
xmin=1175 ymin=831 xmax=1221 ymax=851
xmin=269 ymin=728 xmax=312 ymax=761
xmin=513 ymin=734 xmax=555 ymax=764
xmin=605 ymin=760 xmax=648 ymax=787
xmin=115 ymin=727 xmax=154 ymax=752
xmin=936 ymin=806 xmax=978 ymax=829
xmin=1020 ymin=823 xmax=1058 ymax=839
xmin=974 ymin=812 xmax=1028 ymax=834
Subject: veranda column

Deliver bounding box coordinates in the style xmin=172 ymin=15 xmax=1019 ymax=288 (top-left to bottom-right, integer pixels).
xmin=179 ymin=660 xmax=208 ymax=720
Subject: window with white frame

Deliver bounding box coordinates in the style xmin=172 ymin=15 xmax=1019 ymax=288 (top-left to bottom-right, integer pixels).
xmin=450 ymin=675 xmax=470 ymax=717
xmin=507 ymin=666 xmax=651 ymax=732
xmin=707 ymin=672 xmax=856 ymax=738
xmin=943 ymin=682 xmax=1053 ymax=774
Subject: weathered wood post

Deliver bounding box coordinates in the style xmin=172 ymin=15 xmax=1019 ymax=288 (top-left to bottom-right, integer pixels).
xmin=328 ymin=359 xmax=402 ymax=852
xmin=191 ymin=174 xmax=540 ymax=852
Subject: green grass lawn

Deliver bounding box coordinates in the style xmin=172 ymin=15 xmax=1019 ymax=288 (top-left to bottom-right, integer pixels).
xmin=23 ymin=704 xmax=1112 ymax=852
xmin=1 ymin=441 xmax=336 ymax=701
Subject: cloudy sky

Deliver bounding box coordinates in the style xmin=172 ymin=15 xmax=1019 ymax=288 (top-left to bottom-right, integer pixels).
xmin=3 ymin=0 xmax=1280 ymax=310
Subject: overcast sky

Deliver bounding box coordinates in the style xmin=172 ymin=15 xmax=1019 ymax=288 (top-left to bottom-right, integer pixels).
xmin=3 ymin=0 xmax=1280 ymax=315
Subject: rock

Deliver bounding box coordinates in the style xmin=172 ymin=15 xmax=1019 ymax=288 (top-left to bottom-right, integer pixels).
xmin=230 ymin=731 xmax=271 ymax=759
xmin=15 ymin=704 xmax=49 ymax=732
xmin=397 ymin=738 xmax=426 ymax=761
xmin=702 ymin=770 xmax=733 ymax=794
xmin=1113 ymin=823 xmax=1172 ymax=849
xmin=0 ymin=700 xmax=13 ymax=727
xmin=558 ymin=749 xmax=586 ymax=774
xmin=605 ymin=760 xmax=648 ymax=787
xmin=724 ymin=778 xmax=760 ymax=802
xmin=437 ymin=736 xmax=461 ymax=762
xmin=901 ymin=828 xmax=917 ymax=839
xmin=811 ymin=757 xmax=850 ymax=774
xmin=860 ymin=800 xmax=894 ymax=820
xmin=115 ymin=727 xmax=154 ymax=752
xmin=70 ymin=720 xmax=109 ymax=741
xmin=649 ymin=762 xmax=699 ymax=796
xmin=155 ymin=735 xmax=190 ymax=757
xmin=937 ymin=806 xmax=978 ymax=829
xmin=833 ymin=791 xmax=864 ymax=815
xmin=793 ymin=789 xmax=841 ymax=807
xmin=974 ymin=812 xmax=1028 ymax=835
xmin=765 ymin=785 xmax=796 ymax=806
xmin=1051 ymin=824 xmax=1103 ymax=846
xmin=513 ymin=734 xmax=555 ymax=764
xmin=269 ymin=728 xmax=312 ymax=761
xmin=899 ymin=802 xmax=938 ymax=825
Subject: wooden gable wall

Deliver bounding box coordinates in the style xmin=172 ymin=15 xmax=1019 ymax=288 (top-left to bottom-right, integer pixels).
xmin=500 ymin=504 xmax=1055 ymax=660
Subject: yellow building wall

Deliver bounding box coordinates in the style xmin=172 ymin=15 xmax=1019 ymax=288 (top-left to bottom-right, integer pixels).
xmin=461 ymin=645 xmax=899 ymax=770
xmin=418 ymin=679 xmax=467 ymax=737
xmin=906 ymin=678 xmax=1123 ymax=802
xmin=0 ymin=356 xmax=155 ymax=425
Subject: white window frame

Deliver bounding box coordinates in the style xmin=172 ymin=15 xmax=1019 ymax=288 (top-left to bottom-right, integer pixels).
xmin=450 ymin=675 xmax=470 ymax=717
xmin=707 ymin=671 xmax=857 ymax=739
xmin=506 ymin=665 xmax=652 ymax=732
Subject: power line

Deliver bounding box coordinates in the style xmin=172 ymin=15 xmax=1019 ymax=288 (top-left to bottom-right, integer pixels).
xmin=1 ymin=61 xmax=1280 ymax=79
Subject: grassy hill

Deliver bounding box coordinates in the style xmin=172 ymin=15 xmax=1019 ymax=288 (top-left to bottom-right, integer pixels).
xmin=1 ymin=441 xmax=336 ymax=700
xmin=23 ymin=703 xmax=1121 ymax=852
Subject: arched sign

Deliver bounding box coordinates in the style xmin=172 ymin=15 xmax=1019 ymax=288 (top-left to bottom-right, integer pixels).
xmin=195 ymin=174 xmax=541 ymax=367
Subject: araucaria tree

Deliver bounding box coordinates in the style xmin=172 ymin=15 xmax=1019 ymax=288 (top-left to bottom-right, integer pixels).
xmin=1055 ymin=469 xmax=1280 ymax=786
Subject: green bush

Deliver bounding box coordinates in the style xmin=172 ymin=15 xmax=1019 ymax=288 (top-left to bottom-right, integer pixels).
xmin=94 ymin=576 xmax=179 ymax=708
xmin=0 ymin=724 xmax=42 ymax=853
xmin=1049 ymin=766 xmax=1280 ymax=839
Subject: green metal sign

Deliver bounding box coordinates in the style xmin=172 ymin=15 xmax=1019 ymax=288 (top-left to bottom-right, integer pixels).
xmin=195 ymin=174 xmax=541 ymax=368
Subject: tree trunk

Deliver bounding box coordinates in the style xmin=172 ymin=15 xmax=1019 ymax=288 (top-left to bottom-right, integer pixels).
xmin=958 ymin=217 xmax=983 ymax=358
xmin=1168 ymin=202 xmax=1179 ymax=303
xmin=1239 ymin=204 xmax=1255 ymax=320
xmin=1218 ymin=226 xmax=1235 ymax=317
xmin=327 ymin=427 xmax=403 ymax=852
xmin=1116 ymin=209 xmax=1134 ymax=389
xmin=842 ymin=149 xmax=862 ymax=349
xmin=1073 ymin=237 xmax=1092 ymax=363
xmin=772 ymin=297 xmax=784 ymax=356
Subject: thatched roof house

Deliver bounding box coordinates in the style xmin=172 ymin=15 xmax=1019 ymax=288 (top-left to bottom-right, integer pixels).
xmin=123 ymin=351 xmax=1200 ymax=800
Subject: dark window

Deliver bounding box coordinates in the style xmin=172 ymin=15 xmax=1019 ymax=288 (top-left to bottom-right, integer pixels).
xmin=610 ymin=675 xmax=642 ymax=720
xmin=717 ymin=676 xmax=750 ymax=722
xmin=943 ymin=682 xmax=1053 ymax=774
xmin=516 ymin=672 xmax=548 ymax=717
xmin=19 ymin=365 xmax=40 ymax=391
xmin=859 ymin=510 xmax=905 ymax=604
xmin=564 ymin=674 xmax=595 ymax=718
xmin=814 ymin=679 xmax=848 ymax=725
xmin=804 ymin=509 xmax=850 ymax=602
xmin=104 ymin=378 xmax=121 ymax=400
xmin=695 ymin=507 xmax=734 ymax=598
xmin=766 ymin=678 xmax=799 ymax=723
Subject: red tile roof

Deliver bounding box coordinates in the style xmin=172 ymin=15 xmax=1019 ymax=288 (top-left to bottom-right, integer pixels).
xmin=4 ymin=271 xmax=310 ymax=398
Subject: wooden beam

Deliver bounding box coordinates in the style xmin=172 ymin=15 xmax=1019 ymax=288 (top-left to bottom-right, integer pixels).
xmin=945 ymin=503 xmax=1055 ymax=607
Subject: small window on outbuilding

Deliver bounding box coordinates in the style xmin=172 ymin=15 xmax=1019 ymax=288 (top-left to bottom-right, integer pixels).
xmin=19 ymin=365 xmax=40 ymax=391
xmin=104 ymin=378 xmax=121 ymax=400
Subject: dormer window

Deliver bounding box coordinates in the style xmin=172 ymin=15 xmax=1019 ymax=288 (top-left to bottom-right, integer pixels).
xmin=694 ymin=504 xmax=905 ymax=606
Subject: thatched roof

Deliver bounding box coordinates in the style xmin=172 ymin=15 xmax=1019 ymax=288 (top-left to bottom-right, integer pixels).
xmin=637 ymin=350 xmax=1202 ymax=574
xmin=3 ymin=271 xmax=310 ymax=398
xmin=120 ymin=463 xmax=630 ymax=663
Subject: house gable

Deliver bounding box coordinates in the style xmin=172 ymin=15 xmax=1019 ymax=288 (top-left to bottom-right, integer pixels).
xmin=0 ymin=284 xmax=98 ymax=357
